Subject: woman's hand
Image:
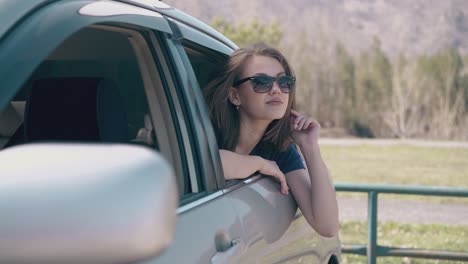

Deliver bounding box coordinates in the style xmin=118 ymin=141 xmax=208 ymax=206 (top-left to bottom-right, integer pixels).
xmin=290 ymin=109 xmax=321 ymax=147
xmin=258 ymin=157 xmax=289 ymax=195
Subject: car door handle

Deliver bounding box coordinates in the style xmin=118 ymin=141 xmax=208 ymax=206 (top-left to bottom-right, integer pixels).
xmin=211 ymin=237 xmax=244 ymax=264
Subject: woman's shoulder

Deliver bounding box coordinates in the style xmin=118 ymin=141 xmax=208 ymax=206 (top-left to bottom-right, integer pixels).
xmin=276 ymin=143 xmax=305 ymax=173
xmin=251 ymin=142 xmax=304 ymax=173
xmin=281 ymin=143 xmax=301 ymax=160
xmin=252 ymin=141 xmax=297 ymax=156
xmin=284 ymin=143 xmax=299 ymax=152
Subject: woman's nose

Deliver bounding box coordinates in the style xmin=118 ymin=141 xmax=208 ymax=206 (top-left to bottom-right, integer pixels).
xmin=269 ymin=81 xmax=281 ymax=94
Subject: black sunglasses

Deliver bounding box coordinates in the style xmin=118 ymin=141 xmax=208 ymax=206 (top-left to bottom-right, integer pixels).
xmin=233 ymin=75 xmax=296 ymax=93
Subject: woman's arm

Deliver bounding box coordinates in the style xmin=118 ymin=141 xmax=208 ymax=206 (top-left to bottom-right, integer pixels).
xmin=219 ymin=149 xmax=289 ymax=194
xmin=287 ymin=110 xmax=339 ymax=237
xmin=286 ymin=145 xmax=339 ymax=237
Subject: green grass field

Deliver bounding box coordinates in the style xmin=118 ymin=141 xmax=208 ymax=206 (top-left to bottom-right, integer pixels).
xmin=320 ymin=142 xmax=468 ymax=263
xmin=321 ymin=143 xmax=468 ymax=203
xmin=340 ymin=221 xmax=468 ymax=264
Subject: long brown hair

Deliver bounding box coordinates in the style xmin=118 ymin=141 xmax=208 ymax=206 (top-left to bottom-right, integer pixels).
xmin=203 ymin=42 xmax=296 ymax=151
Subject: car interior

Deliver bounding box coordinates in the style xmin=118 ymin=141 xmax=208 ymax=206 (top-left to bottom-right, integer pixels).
xmin=1 ymin=26 xmax=153 ymax=150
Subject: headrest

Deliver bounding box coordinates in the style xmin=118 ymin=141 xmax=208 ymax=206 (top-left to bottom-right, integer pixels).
xmin=25 ymin=77 xmax=127 ymax=143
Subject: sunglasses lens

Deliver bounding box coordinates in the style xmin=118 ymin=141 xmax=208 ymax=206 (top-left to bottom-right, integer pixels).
xmin=251 ymin=76 xmax=273 ymax=93
xmin=248 ymin=75 xmax=295 ymax=93
xmin=277 ymin=76 xmax=294 ymax=92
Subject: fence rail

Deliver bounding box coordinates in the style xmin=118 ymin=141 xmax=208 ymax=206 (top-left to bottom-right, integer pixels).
xmin=334 ymin=183 xmax=468 ymax=264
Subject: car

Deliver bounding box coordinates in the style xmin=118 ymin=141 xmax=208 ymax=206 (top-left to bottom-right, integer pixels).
xmin=0 ymin=0 xmax=341 ymax=263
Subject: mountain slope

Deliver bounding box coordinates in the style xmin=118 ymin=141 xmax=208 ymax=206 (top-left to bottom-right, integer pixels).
xmin=164 ymin=0 xmax=468 ymax=57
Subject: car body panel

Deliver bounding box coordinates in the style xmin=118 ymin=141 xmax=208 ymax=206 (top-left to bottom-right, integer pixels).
xmin=142 ymin=192 xmax=245 ymax=264
xmin=226 ymin=177 xmax=341 ymax=263
xmin=0 ymin=0 xmax=50 ymax=40
xmin=226 ymin=176 xmax=298 ymax=240
xmin=117 ymin=0 xmax=238 ymax=50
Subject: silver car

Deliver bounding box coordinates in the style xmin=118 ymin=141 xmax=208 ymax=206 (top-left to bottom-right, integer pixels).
xmin=0 ymin=0 xmax=340 ymax=263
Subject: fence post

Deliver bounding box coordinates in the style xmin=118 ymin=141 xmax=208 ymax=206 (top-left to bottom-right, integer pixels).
xmin=368 ymin=191 xmax=378 ymax=264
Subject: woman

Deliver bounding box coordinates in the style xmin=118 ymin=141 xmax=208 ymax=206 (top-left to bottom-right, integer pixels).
xmin=204 ymin=43 xmax=339 ymax=238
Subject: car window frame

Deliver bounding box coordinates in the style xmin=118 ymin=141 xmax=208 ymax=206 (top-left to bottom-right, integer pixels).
xmin=158 ymin=19 xmax=238 ymax=207
xmin=146 ymin=32 xmax=207 ymax=201
xmin=174 ymin=39 xmax=229 ymax=187
xmin=160 ymin=36 xmax=215 ymax=203
xmin=173 ymin=20 xmax=233 ymax=186
xmin=115 ymin=26 xmax=191 ymax=196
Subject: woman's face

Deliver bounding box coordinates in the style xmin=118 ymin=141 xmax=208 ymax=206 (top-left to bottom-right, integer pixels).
xmin=230 ymin=55 xmax=290 ymax=123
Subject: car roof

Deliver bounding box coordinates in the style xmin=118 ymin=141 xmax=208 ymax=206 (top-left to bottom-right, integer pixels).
xmin=0 ymin=0 xmax=237 ymax=50
xmin=0 ymin=0 xmax=46 ymax=41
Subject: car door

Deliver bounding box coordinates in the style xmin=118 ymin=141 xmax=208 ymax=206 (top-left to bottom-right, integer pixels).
xmin=166 ymin=17 xmax=341 ymax=264
xmin=0 ymin=1 xmax=245 ymax=263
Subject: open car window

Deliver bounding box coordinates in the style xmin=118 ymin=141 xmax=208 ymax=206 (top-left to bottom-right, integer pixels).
xmin=1 ymin=26 xmax=153 ymax=147
xmin=0 ymin=23 xmax=197 ymax=198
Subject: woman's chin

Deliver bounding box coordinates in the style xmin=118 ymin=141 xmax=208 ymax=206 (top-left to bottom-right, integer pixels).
xmin=248 ymin=109 xmax=287 ymax=122
xmin=264 ymin=112 xmax=287 ymax=121
xmin=272 ymin=109 xmax=288 ymax=119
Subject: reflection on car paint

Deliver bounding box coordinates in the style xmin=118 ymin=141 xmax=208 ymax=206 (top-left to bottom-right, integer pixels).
xmin=79 ymin=1 xmax=163 ymax=17
xmin=128 ymin=0 xmax=171 ymax=9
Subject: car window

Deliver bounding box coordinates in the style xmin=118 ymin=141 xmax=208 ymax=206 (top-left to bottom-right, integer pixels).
xmin=143 ymin=22 xmax=233 ymax=208
xmin=179 ymin=39 xmax=237 ymax=187
xmin=2 ymin=27 xmax=150 ymax=144
xmin=0 ymin=23 xmax=194 ymax=198
xmin=182 ymin=40 xmax=229 ymax=91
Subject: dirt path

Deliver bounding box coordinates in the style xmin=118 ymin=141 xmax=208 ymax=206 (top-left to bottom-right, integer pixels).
xmin=319 ymin=138 xmax=468 ymax=148
xmin=338 ymin=197 xmax=468 ymax=225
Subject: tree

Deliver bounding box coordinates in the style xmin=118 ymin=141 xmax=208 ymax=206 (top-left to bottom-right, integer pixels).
xmin=415 ymin=48 xmax=466 ymax=139
xmin=384 ymin=54 xmax=427 ymax=138
xmin=211 ymin=17 xmax=282 ymax=48
xmin=334 ymin=41 xmax=356 ymax=130
xmin=384 ymin=48 xmax=468 ymax=140
xmin=353 ymin=37 xmax=393 ymax=137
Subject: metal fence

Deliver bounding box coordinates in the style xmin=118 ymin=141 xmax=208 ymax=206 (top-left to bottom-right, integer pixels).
xmin=334 ymin=183 xmax=468 ymax=264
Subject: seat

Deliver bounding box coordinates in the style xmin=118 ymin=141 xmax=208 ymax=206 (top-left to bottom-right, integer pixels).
xmin=24 ymin=77 xmax=128 ymax=143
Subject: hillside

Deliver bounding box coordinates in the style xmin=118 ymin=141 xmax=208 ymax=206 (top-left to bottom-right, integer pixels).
xmin=164 ymin=0 xmax=468 ymax=57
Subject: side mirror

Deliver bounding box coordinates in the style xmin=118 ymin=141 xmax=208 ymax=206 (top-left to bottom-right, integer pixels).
xmin=0 ymin=144 xmax=178 ymax=264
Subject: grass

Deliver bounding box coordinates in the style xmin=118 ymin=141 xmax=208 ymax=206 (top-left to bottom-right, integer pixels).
xmin=256 ymin=216 xmax=468 ymax=264
xmin=320 ymin=143 xmax=468 ymax=203
xmin=316 ymin=142 xmax=468 ymax=263
xmin=340 ymin=221 xmax=468 ymax=264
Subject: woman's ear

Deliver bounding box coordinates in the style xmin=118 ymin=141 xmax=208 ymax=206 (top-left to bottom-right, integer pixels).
xmin=227 ymin=87 xmax=241 ymax=107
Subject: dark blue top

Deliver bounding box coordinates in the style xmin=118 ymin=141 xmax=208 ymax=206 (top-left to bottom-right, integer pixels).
xmin=249 ymin=142 xmax=305 ymax=174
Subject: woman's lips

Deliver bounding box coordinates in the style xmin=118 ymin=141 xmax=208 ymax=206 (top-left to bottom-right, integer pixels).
xmin=266 ymin=98 xmax=284 ymax=105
